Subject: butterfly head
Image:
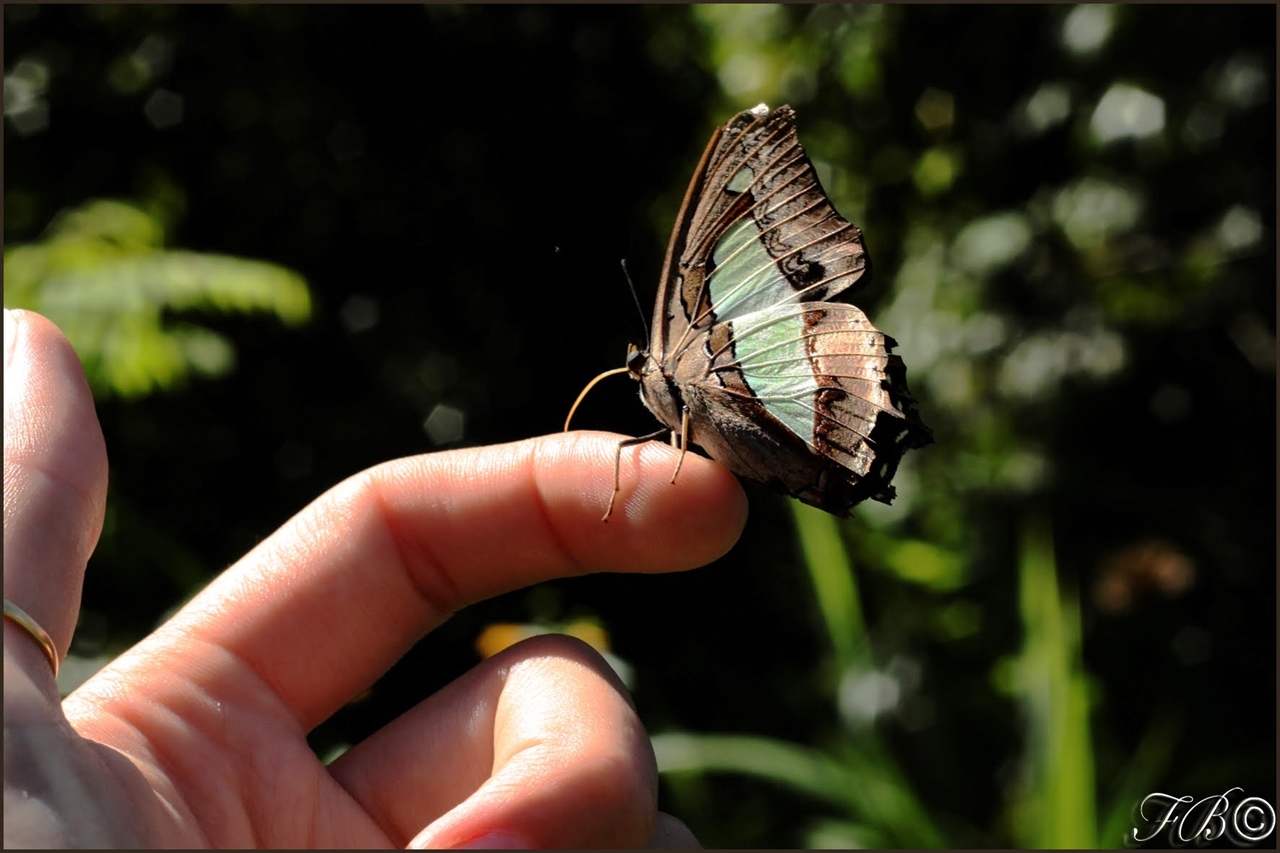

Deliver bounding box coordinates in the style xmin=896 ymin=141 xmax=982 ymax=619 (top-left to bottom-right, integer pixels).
xmin=625 ymin=343 xmax=648 ymax=379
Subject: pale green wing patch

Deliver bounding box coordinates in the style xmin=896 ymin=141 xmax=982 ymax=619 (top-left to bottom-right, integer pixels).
xmin=706 ymin=219 xmax=796 ymax=321
xmin=705 ymin=215 xmax=868 ymax=327
xmin=713 ymin=303 xmax=906 ymax=463
xmin=724 ymin=302 xmax=819 ymax=442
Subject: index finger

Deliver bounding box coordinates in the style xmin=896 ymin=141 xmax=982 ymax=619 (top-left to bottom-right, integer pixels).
xmin=69 ymin=432 xmax=746 ymax=731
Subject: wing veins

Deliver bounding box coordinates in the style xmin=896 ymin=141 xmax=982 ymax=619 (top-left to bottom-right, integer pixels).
xmin=686 ymin=128 xmax=801 ymax=262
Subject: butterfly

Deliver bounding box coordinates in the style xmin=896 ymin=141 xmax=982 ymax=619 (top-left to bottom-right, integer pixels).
xmin=569 ymin=103 xmax=932 ymax=520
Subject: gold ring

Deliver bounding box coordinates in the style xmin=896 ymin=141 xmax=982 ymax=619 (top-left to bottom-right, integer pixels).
xmin=4 ymin=599 xmax=60 ymax=678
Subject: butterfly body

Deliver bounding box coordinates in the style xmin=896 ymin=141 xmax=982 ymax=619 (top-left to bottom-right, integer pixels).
xmin=626 ymin=103 xmax=932 ymax=517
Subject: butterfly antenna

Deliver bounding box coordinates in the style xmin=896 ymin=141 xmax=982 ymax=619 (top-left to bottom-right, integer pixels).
xmin=621 ymin=259 xmax=650 ymax=343
xmin=564 ymin=366 xmax=631 ymax=432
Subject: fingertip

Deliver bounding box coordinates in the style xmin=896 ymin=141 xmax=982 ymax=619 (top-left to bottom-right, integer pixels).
xmin=614 ymin=440 xmax=748 ymax=570
xmin=362 ymin=632 xmax=660 ymax=850
xmin=543 ymin=432 xmax=748 ymax=574
xmin=648 ymin=813 xmax=703 ymax=849
xmin=4 ymin=310 xmax=108 ymax=495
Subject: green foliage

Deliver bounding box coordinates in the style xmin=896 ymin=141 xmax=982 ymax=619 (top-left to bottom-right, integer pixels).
xmin=4 ymin=199 xmax=311 ymax=399
xmin=654 ymin=507 xmax=1108 ymax=847
xmin=1004 ymin=516 xmax=1096 ymax=847
xmin=793 ymin=501 xmax=867 ymax=673
xmin=654 ymin=728 xmax=945 ymax=848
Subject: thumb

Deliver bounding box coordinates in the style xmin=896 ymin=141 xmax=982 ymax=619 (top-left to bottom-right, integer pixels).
xmin=4 ymin=309 xmax=108 ymax=685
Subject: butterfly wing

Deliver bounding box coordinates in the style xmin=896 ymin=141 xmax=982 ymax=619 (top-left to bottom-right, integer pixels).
xmin=637 ymin=103 xmax=931 ymax=515
xmin=679 ymin=301 xmax=931 ymax=513
xmin=650 ymin=103 xmax=873 ymax=365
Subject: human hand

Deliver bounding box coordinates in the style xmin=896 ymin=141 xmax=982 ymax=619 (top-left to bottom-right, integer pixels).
xmin=3 ymin=309 xmax=747 ymax=848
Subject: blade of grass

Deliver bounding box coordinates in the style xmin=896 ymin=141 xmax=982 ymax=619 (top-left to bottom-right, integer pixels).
xmin=791 ymin=501 xmax=866 ymax=672
xmin=786 ymin=501 xmax=949 ymax=847
xmin=1014 ymin=513 xmax=1097 ymax=848
xmin=653 ymin=732 xmax=853 ymax=810
xmin=653 ymin=732 xmax=947 ymax=847
xmin=1097 ymin=706 xmax=1183 ymax=847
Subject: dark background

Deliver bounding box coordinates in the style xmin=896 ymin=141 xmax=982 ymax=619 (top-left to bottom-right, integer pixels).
xmin=5 ymin=5 xmax=1275 ymax=847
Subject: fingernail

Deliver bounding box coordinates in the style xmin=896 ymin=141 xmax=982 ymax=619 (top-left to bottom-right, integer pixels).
xmin=451 ymin=830 xmax=531 ymax=850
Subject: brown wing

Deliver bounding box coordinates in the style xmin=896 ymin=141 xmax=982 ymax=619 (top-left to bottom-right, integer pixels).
xmin=651 ymin=103 xmax=873 ymax=368
xmin=670 ymin=301 xmax=932 ymax=514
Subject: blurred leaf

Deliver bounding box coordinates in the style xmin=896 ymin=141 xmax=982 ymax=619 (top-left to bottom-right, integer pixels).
xmin=803 ymin=816 xmax=886 ymax=849
xmin=4 ymin=199 xmax=311 ymax=399
xmin=882 ymin=539 xmax=968 ymax=592
xmin=654 ymin=732 xmax=854 ymax=810
xmin=791 ymin=501 xmax=866 ymax=671
xmin=654 ymin=731 xmax=947 ymax=848
xmin=1097 ymin=708 xmax=1183 ymax=847
xmin=1008 ymin=515 xmax=1097 ymax=848
xmin=913 ymin=145 xmax=961 ymax=196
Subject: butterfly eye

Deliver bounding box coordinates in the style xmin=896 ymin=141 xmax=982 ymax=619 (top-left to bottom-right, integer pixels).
xmin=626 ymin=343 xmax=647 ymax=373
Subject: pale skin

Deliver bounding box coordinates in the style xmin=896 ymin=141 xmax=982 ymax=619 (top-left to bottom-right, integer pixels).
xmin=3 ymin=309 xmax=748 ymax=848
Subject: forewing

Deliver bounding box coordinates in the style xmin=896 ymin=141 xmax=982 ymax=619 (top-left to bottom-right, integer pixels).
xmin=655 ymin=104 xmax=872 ymax=367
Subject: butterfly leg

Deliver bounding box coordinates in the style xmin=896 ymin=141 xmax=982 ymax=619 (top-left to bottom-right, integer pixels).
xmin=668 ymin=406 xmax=691 ymax=485
xmin=603 ymin=428 xmax=672 ymax=522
